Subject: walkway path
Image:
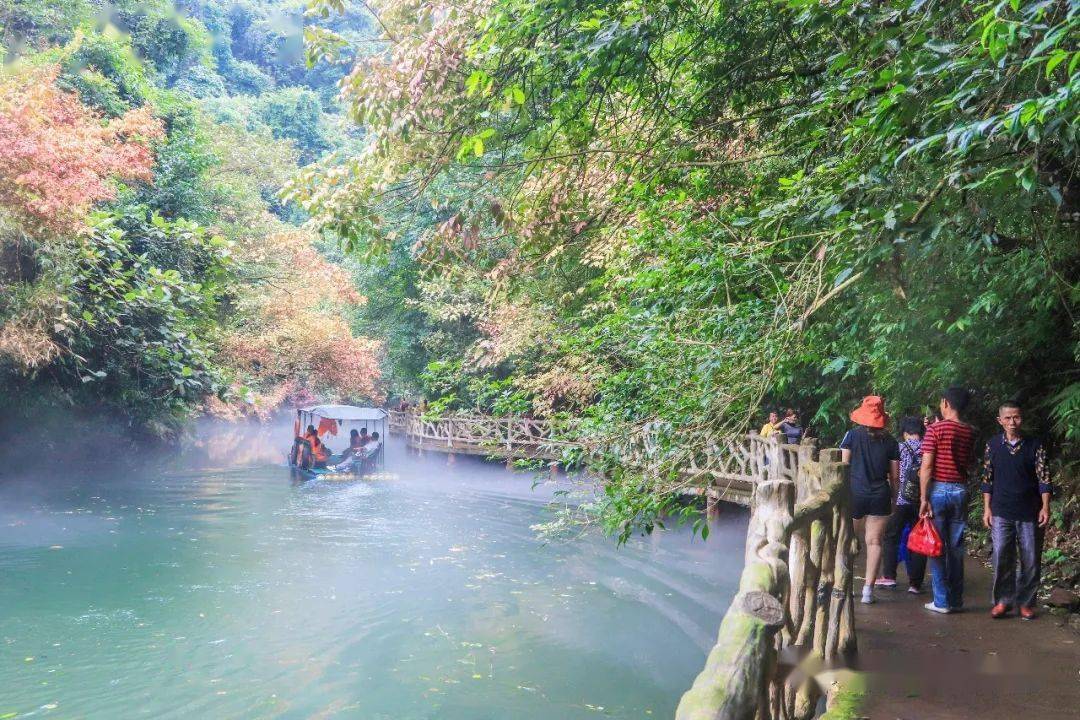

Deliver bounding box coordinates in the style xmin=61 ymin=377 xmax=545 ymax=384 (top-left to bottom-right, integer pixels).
xmin=855 ymin=555 xmax=1080 ymax=719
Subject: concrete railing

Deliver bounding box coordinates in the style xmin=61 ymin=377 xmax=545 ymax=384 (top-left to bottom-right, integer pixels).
xmin=390 ymin=410 xmax=576 ymax=461
xmin=387 ymin=410 xmax=769 ymax=505
xmin=677 ymin=437 xmax=855 ymax=720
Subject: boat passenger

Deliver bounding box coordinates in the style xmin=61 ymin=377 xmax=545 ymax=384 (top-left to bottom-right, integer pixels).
xmin=290 ymin=436 xmax=311 ymax=468
xmin=329 ymin=431 xmax=380 ymax=473
xmin=329 ymin=453 xmax=360 ymax=473
xmin=363 ymin=432 xmax=381 ymax=458
xmin=304 ymin=424 xmax=330 ymax=468
xmin=339 ymin=429 xmax=362 ymax=459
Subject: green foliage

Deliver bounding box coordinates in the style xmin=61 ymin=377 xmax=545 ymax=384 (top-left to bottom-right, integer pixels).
xmin=56 ymin=30 xmax=154 ymax=116
xmin=349 ymin=238 xmax=432 ymax=397
xmin=172 ymin=62 xmax=227 ymax=98
xmin=254 ymin=86 xmax=332 ymax=163
xmin=112 ymin=0 xmax=213 ymax=81
xmin=0 ymin=0 xmax=92 ymax=55
xmin=0 ymin=211 xmax=230 ymax=433
xmin=416 ymin=358 xmax=533 ymax=416
xmin=61 ymin=212 xmax=228 ymax=427
xmin=121 ymin=97 xmax=218 ymax=223
xmin=303 ymin=0 xmax=1080 ymax=538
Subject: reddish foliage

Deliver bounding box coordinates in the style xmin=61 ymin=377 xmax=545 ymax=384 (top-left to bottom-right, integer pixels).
xmin=212 ymin=229 xmax=382 ymax=416
xmin=0 ymin=66 xmax=164 ymax=232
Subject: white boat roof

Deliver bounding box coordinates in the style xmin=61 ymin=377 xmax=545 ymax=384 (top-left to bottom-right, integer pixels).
xmin=300 ymin=405 xmax=387 ymax=421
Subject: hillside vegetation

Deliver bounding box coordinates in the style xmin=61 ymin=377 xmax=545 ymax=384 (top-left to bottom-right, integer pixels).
xmin=0 ymin=0 xmax=379 ymax=437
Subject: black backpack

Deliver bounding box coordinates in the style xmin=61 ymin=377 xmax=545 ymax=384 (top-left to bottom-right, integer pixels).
xmin=899 ymin=441 xmax=921 ymax=503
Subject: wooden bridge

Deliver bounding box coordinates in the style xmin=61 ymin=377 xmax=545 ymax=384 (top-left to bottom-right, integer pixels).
xmin=388 ymin=409 xmax=576 ymax=461
xmin=388 ymin=409 xmax=856 ymax=719
xmin=388 ymin=409 xmax=759 ymax=506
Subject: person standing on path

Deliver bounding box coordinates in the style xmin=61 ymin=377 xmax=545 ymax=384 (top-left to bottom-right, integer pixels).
xmin=879 ymin=416 xmax=927 ymax=593
xmin=981 ymin=402 xmax=1053 ymax=620
xmin=919 ymin=387 xmax=977 ymax=614
xmin=840 ymin=396 xmax=900 ymax=605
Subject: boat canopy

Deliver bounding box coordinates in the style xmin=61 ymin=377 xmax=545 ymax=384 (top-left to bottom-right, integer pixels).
xmin=300 ymin=405 xmax=387 ymax=422
xmin=291 ymin=404 xmax=389 ymax=471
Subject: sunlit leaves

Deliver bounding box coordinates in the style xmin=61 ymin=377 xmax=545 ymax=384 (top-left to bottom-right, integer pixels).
xmin=457 ymin=128 xmax=495 ymax=159
xmin=0 ymin=65 xmax=164 ymax=233
xmin=303 ymin=25 xmax=350 ymax=68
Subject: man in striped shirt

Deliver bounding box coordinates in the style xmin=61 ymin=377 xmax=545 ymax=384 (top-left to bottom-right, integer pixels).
xmin=918 ymin=387 xmax=977 ymax=613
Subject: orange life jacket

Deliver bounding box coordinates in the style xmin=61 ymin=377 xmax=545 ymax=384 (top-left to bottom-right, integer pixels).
xmin=305 ymin=432 xmax=329 ymax=462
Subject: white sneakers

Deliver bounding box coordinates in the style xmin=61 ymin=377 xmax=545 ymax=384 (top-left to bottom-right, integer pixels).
xmin=924 ymin=601 xmax=952 ymax=614
xmin=861 ymin=586 xmax=875 ymax=604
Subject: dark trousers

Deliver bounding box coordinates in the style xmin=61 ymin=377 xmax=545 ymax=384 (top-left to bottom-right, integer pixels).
xmin=882 ymin=502 xmax=926 ymax=588
xmin=991 ymin=516 xmax=1043 ymax=609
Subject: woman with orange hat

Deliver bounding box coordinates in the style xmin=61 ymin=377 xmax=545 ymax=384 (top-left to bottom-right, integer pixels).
xmin=840 ymin=395 xmax=901 ymax=605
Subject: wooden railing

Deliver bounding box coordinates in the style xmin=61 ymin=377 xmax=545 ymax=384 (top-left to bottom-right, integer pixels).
xmin=388 ymin=410 xmax=773 ymax=506
xmin=677 ymin=438 xmax=855 ymax=720
xmin=390 ymin=410 xmax=577 ymax=461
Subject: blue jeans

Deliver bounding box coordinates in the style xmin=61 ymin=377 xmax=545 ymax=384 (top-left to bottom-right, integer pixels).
xmin=929 ymin=482 xmax=968 ymax=609
xmin=991 ymin=516 xmax=1043 ymax=609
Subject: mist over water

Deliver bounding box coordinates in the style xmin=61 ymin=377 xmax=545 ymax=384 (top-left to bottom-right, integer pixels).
xmin=0 ymin=419 xmax=746 ymax=719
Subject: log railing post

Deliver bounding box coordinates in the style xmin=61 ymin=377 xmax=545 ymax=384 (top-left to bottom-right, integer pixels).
xmin=677 ymin=435 xmax=854 ymax=720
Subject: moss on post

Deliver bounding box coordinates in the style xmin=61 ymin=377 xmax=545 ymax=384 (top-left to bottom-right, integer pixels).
xmin=677 ymin=436 xmax=854 ymax=720
xmin=676 ymin=606 xmax=780 ymax=720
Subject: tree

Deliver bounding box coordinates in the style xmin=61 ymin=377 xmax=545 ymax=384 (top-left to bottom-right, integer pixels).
xmin=58 ymin=212 xmax=229 ymax=429
xmin=255 ymin=86 xmax=332 ymax=164
xmin=298 ymin=0 xmax=1080 ymax=539
xmin=0 ymin=64 xmax=163 ymax=234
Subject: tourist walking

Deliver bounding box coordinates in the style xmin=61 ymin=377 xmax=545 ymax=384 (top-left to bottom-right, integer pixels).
xmin=919 ymin=387 xmax=977 ymax=614
xmin=879 ymin=416 xmax=927 ymax=593
xmin=982 ymin=402 xmax=1053 ymax=620
xmin=840 ymin=396 xmax=899 ymax=604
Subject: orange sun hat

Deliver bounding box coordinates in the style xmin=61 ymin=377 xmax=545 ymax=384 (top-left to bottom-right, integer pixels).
xmin=850 ymin=396 xmax=890 ymax=429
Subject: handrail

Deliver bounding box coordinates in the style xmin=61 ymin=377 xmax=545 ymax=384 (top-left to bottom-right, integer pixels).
xmin=390 ymin=409 xmax=577 ymax=461
xmin=676 ymin=438 xmax=855 ymax=720
xmin=388 ymin=410 xmax=771 ymax=504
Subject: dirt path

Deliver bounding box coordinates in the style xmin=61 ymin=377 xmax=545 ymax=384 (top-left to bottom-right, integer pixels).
xmin=854 ymin=555 xmax=1080 ymax=719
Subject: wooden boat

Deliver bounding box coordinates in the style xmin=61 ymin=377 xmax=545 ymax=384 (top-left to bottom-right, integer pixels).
xmin=288 ymin=405 xmax=388 ymax=480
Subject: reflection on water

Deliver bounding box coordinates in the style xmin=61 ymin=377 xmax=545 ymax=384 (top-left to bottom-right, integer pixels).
xmin=0 ymin=420 xmax=746 ymax=719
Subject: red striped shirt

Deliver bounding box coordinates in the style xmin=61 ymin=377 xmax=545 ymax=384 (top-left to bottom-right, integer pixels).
xmin=922 ymin=419 xmax=976 ymax=482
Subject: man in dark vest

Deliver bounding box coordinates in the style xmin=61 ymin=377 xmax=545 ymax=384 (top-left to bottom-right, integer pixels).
xmin=981 ymin=401 xmax=1053 ymax=620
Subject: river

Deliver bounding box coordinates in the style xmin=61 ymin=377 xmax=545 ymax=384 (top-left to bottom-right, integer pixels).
xmin=0 ymin=420 xmax=746 ymax=719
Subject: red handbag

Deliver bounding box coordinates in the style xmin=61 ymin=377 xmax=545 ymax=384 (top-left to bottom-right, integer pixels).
xmin=907 ymin=517 xmax=944 ymax=557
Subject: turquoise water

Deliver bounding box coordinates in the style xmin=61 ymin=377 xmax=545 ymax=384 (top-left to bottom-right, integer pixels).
xmin=0 ymin=422 xmax=746 ymax=719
